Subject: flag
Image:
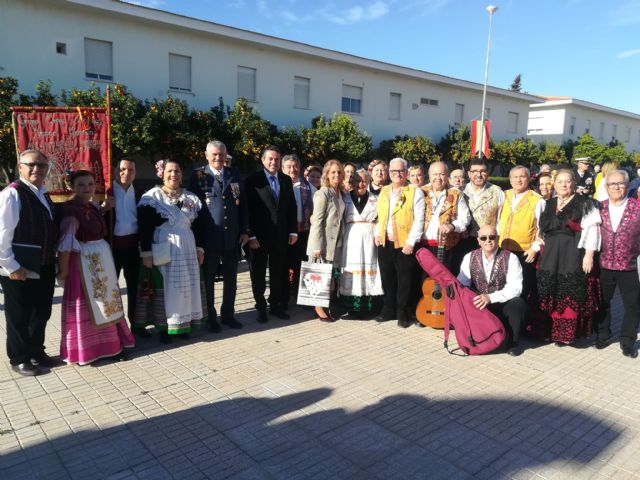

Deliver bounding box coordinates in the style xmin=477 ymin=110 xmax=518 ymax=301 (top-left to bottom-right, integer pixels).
xmin=11 ymin=107 xmax=110 ymax=202
xmin=471 ymin=119 xmax=491 ymax=158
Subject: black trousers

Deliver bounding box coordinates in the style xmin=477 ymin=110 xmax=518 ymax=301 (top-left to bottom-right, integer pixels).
xmin=512 ymin=250 xmax=538 ymax=302
xmin=488 ymin=296 xmax=527 ymax=345
xmin=1 ymin=264 xmax=55 ymax=365
xmin=378 ymin=243 xmax=418 ymax=321
xmin=113 ymin=246 xmax=139 ymax=322
xmin=204 ymin=248 xmax=239 ymax=324
xmin=249 ymin=243 xmax=288 ymax=311
xmin=286 ymin=231 xmax=309 ymax=305
xmin=595 ymin=269 xmax=640 ymax=348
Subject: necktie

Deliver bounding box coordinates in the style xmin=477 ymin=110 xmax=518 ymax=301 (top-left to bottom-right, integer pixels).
xmin=269 ymin=175 xmax=279 ymax=202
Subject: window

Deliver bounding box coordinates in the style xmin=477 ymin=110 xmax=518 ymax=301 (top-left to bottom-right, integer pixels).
xmin=625 ymin=126 xmax=631 ymax=142
xmin=84 ymin=38 xmax=113 ymax=81
xmin=294 ymin=76 xmax=310 ymax=109
xmin=585 ymin=119 xmax=591 ymax=134
xmin=612 ymin=124 xmax=618 ymax=140
xmin=237 ymin=66 xmax=256 ymax=101
xmin=484 ymin=107 xmax=491 ymax=119
xmin=389 ymin=92 xmax=401 ymax=120
xmin=599 ymin=122 xmax=605 ymax=140
xmin=454 ymin=103 xmax=465 ymax=125
xmin=341 ymin=84 xmax=362 ymax=114
xmin=420 ymin=97 xmax=439 ymax=107
xmin=169 ymin=53 xmax=191 ymax=92
xmin=569 ymin=116 xmax=576 ymax=135
xmin=56 ymin=42 xmax=66 ymax=55
xmin=507 ymin=112 xmax=519 ymax=133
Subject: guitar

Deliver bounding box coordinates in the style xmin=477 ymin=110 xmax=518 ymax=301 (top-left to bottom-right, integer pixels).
xmin=416 ymin=236 xmax=446 ymax=328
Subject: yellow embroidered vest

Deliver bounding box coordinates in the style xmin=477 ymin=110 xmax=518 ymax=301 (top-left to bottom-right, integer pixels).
xmin=377 ymin=185 xmax=416 ymax=248
xmin=498 ymin=189 xmax=541 ymax=252
xmin=422 ymin=186 xmax=461 ymax=250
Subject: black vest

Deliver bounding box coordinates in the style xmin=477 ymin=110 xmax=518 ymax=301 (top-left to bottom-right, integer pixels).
xmin=9 ymin=181 xmax=57 ymax=266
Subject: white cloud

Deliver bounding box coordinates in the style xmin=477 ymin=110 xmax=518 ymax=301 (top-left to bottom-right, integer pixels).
xmin=319 ymin=1 xmax=390 ymax=25
xmin=617 ymin=49 xmax=640 ymax=59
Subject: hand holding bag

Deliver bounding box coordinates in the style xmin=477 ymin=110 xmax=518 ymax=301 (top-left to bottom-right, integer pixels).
xmin=297 ymin=258 xmax=333 ymax=308
xmin=152 ymin=241 xmax=171 ymax=266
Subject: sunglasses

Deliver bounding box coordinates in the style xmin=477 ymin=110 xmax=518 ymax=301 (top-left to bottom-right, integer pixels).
xmin=479 ymin=235 xmax=498 ymax=241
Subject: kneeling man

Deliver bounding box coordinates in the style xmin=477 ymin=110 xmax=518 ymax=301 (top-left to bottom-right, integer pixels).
xmin=457 ymin=225 xmax=527 ymax=356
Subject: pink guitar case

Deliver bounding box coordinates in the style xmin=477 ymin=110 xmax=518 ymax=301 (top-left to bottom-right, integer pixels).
xmin=415 ymin=248 xmax=506 ymax=355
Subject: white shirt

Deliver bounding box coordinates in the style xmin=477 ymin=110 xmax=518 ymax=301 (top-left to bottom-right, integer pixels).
xmin=608 ymin=198 xmax=628 ymax=232
xmin=292 ymin=178 xmax=317 ymax=223
xmin=0 ymin=178 xmax=52 ymax=276
xmin=422 ymin=188 xmax=471 ymax=241
xmin=206 ymin=165 xmax=222 ymax=178
xmin=385 ymin=186 xmax=425 ymax=246
xmin=457 ymin=249 xmax=523 ymax=304
xmin=113 ymin=181 xmax=138 ymax=236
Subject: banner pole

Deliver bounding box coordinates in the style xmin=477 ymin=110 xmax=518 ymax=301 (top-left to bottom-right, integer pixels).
xmin=106 ymin=85 xmax=114 ymax=245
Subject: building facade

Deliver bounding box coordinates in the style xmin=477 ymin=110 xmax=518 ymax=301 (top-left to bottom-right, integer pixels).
xmin=2 ymin=0 xmax=542 ymax=146
xmin=527 ymin=97 xmax=640 ymax=153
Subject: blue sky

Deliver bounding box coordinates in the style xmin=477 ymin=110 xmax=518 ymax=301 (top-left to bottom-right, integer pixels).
xmin=130 ymin=0 xmax=640 ymax=114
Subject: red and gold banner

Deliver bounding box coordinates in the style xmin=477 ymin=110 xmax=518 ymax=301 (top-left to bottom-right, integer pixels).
xmin=11 ymin=106 xmax=110 ymax=202
xmin=471 ymin=119 xmax=491 ymax=159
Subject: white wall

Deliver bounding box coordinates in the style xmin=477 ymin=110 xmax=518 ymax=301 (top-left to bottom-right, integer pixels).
xmin=2 ymin=0 xmax=535 ymax=148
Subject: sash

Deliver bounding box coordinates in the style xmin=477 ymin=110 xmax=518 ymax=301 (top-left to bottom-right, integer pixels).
xmin=79 ymin=239 xmax=125 ymax=328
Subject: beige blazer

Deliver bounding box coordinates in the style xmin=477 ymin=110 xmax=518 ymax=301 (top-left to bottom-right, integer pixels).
xmin=307 ymin=187 xmax=346 ymax=263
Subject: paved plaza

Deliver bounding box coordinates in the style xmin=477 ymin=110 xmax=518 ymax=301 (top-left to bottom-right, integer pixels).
xmin=1 ymin=264 xmax=639 ymax=480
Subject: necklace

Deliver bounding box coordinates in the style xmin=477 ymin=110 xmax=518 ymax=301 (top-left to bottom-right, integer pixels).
xmin=162 ymin=186 xmax=181 ymax=199
xmin=556 ymin=195 xmax=573 ymax=211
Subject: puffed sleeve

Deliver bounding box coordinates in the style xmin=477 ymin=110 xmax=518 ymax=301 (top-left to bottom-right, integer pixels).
xmin=57 ymin=216 xmax=81 ymax=253
xmin=578 ymin=205 xmax=601 ymax=251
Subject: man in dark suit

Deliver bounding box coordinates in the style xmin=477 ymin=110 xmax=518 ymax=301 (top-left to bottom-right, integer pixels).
xmin=104 ymin=158 xmax=144 ymax=335
xmin=189 ymin=140 xmax=249 ymax=332
xmin=245 ymin=146 xmax=298 ymax=322
xmin=0 ymin=150 xmax=57 ymax=376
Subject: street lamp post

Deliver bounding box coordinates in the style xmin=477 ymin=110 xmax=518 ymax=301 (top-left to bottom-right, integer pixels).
xmin=478 ymin=5 xmax=498 ymax=159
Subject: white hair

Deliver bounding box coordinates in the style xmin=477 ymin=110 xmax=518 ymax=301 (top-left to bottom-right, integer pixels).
xmin=389 ymin=157 xmax=408 ymax=170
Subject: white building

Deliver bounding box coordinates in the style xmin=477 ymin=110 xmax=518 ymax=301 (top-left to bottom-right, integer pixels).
xmin=527 ymin=97 xmax=640 ymax=153
xmin=1 ymin=0 xmax=542 ymax=146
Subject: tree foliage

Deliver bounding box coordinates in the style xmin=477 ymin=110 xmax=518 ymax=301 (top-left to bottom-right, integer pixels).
xmin=438 ymin=124 xmax=472 ymax=164
xmin=510 ymin=74 xmax=522 ymax=92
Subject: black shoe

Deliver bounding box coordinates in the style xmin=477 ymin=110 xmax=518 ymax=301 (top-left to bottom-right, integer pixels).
xmin=221 ymin=318 xmax=243 ymax=329
xmin=133 ymin=327 xmax=152 ymax=338
xmin=116 ymin=350 xmax=129 ymax=362
xmin=621 ymin=345 xmax=638 ymax=358
xmin=507 ymin=344 xmax=523 ymax=357
xmin=397 ymin=318 xmax=413 ymax=328
xmin=11 ymin=362 xmax=40 ymax=376
xmin=208 ymin=322 xmax=222 ymax=333
xmin=595 ymin=338 xmax=611 ymax=350
xmin=178 ymin=332 xmax=190 ymax=339
xmin=160 ymin=331 xmax=173 ymax=344
xmin=30 ymin=352 xmax=58 ymax=368
xmin=374 ymin=313 xmax=394 ymax=322
xmin=257 ymin=310 xmax=268 ymax=323
xmin=341 ymin=311 xmax=363 ymax=320
xmin=270 ymin=308 xmax=290 ymax=320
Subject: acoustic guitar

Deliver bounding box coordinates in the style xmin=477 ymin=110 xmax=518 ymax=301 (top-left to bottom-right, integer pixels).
xmin=416 ymin=239 xmax=446 ymax=328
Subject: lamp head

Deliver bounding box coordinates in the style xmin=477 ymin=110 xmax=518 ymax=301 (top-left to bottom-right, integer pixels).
xmin=486 ymin=5 xmax=498 ymax=14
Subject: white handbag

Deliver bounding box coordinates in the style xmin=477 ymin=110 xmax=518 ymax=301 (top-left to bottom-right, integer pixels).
xmin=152 ymin=241 xmax=171 ymax=266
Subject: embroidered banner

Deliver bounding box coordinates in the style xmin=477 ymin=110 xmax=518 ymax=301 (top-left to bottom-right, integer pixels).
xmin=11 ymin=107 xmax=110 ymax=201
xmin=471 ymin=119 xmax=491 ymax=159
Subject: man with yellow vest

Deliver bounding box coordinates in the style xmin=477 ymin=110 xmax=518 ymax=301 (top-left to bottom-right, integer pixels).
xmin=374 ymin=158 xmax=425 ymax=328
xmin=497 ymin=165 xmax=545 ymax=301
xmin=420 ymin=161 xmax=470 ymax=273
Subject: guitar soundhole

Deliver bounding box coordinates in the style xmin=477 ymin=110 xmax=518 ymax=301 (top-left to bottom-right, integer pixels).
xmin=432 ymin=288 xmax=442 ymax=301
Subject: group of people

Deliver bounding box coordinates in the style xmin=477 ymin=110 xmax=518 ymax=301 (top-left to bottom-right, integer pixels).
xmin=1 ymin=145 xmax=638 ymax=376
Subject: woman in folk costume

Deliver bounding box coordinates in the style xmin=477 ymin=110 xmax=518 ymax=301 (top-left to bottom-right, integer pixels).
xmin=536 ymin=169 xmax=602 ymax=345
xmin=136 ymin=160 xmax=205 ymax=343
xmin=339 ymin=169 xmax=383 ymax=319
xmin=307 ymin=159 xmax=347 ymax=322
xmin=57 ymin=170 xmax=134 ymax=365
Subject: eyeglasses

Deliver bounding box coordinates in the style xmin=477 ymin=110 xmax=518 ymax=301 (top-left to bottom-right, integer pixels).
xmin=469 ymin=170 xmax=488 ymax=175
xmin=20 ymin=162 xmax=49 ymax=170
xmin=478 ymin=235 xmax=498 ymax=241
xmin=606 ymin=182 xmax=627 ymax=189
xmin=389 ymin=169 xmax=406 ymax=175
